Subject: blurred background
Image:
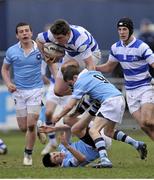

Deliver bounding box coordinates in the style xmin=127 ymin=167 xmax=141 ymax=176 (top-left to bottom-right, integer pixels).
xmin=1 ymin=0 xmax=154 ymax=130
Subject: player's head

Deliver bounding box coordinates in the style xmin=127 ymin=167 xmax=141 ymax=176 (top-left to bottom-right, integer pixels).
xmin=42 ymin=152 xmax=65 ymax=167
xmin=15 ymin=22 xmax=32 ymax=34
xmin=15 ymin=22 xmax=33 ymax=43
xmin=62 ymin=64 xmax=80 ymax=84
xmin=117 ymin=17 xmax=134 ymax=41
xmin=50 ymin=19 xmax=70 ymax=45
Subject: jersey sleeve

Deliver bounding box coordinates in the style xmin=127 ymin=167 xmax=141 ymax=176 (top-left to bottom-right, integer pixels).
xmin=108 ymin=44 xmax=119 ymax=62
xmin=61 ymin=157 xmax=79 ymax=167
xmin=3 ymin=49 xmax=12 ymax=64
xmin=37 ymin=30 xmax=54 ymax=43
xmin=72 ymin=81 xmax=86 ymax=99
xmin=140 ymin=42 xmax=154 ymax=65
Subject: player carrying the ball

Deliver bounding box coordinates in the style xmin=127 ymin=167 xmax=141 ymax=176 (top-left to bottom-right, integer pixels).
xmin=36 ymin=19 xmax=101 ymax=97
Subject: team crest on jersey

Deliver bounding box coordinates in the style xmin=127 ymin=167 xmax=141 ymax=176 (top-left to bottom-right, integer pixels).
xmin=14 ymin=99 xmax=17 ymax=105
xmin=36 ymin=53 xmax=42 ymax=60
xmin=132 ymin=55 xmax=139 ymax=61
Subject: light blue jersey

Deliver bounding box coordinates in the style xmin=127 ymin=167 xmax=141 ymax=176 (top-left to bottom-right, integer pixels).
xmin=37 ymin=25 xmax=99 ymax=58
xmin=109 ymin=37 xmax=154 ymax=90
xmin=3 ymin=41 xmax=43 ymax=89
xmin=72 ymin=70 xmax=121 ymax=103
xmin=58 ymin=140 xmax=99 ymax=167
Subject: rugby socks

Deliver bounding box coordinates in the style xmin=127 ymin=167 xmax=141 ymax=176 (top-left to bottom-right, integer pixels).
xmin=113 ymin=130 xmax=139 ymax=149
xmin=24 ymin=148 xmax=32 ymax=155
xmin=94 ymin=137 xmax=108 ymax=160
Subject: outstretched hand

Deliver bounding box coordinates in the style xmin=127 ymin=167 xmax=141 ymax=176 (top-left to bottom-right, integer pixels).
xmin=39 ymin=125 xmax=55 ymax=134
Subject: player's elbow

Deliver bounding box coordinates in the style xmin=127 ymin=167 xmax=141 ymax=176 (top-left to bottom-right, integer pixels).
xmin=78 ymin=155 xmax=86 ymax=163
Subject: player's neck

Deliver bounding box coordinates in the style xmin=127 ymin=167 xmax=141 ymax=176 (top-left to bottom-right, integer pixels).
xmin=123 ymin=36 xmax=134 ymax=46
xmin=20 ymin=40 xmax=34 ymax=54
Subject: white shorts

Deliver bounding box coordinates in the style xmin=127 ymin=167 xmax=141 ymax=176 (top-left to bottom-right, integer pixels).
xmin=57 ymin=50 xmax=101 ymax=78
xmin=96 ymin=96 xmax=125 ymax=124
xmin=46 ymin=82 xmax=71 ymax=106
xmin=12 ymin=88 xmax=44 ymax=116
xmin=126 ymin=85 xmax=154 ymax=114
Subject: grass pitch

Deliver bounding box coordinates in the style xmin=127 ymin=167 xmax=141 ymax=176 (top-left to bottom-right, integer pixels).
xmin=0 ymin=129 xmax=154 ymax=179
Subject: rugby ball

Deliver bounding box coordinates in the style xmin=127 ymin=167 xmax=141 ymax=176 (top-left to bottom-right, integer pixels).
xmin=44 ymin=42 xmax=65 ymax=58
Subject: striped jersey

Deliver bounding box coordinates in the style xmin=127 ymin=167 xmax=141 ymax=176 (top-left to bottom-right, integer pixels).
xmin=109 ymin=37 xmax=154 ymax=90
xmin=37 ymin=25 xmax=99 ymax=60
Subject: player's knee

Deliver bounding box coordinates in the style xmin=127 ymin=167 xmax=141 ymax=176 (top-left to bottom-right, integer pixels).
xmin=27 ymin=124 xmax=35 ymax=132
xmin=20 ymin=127 xmax=27 ymax=132
xmin=18 ymin=124 xmax=27 ymax=132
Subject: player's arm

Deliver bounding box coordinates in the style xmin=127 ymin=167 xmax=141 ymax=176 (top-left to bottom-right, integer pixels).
xmin=48 ymin=63 xmax=58 ymax=79
xmin=61 ymin=133 xmax=86 ymax=164
xmin=39 ymin=124 xmax=71 ymax=134
xmin=85 ymin=56 xmax=95 ymax=70
xmin=52 ymin=98 xmax=79 ymax=123
xmin=36 ymin=37 xmax=54 ymax=63
xmin=96 ymin=60 xmax=118 ymax=73
xmin=1 ymin=63 xmax=16 ymax=93
xmin=42 ymin=74 xmax=50 ymax=85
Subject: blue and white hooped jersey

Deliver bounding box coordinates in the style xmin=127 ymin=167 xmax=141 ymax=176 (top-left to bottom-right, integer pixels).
xmin=72 ymin=70 xmax=122 ymax=103
xmin=109 ymin=37 xmax=154 ymax=90
xmin=37 ymin=25 xmax=99 ymax=59
xmin=3 ymin=41 xmax=43 ymax=90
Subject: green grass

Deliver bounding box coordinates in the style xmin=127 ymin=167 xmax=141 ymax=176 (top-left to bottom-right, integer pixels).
xmin=0 ymin=129 xmax=154 ymax=178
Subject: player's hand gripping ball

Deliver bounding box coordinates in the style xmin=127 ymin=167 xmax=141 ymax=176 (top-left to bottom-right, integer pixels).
xmin=43 ymin=42 xmax=65 ymax=63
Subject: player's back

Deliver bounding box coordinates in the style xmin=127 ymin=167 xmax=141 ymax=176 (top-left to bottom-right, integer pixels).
xmin=74 ymin=70 xmax=122 ymax=102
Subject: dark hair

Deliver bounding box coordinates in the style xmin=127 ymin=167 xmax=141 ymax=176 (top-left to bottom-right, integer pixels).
xmin=117 ymin=17 xmax=134 ymax=37
xmin=50 ymin=19 xmax=70 ymax=35
xmin=62 ymin=65 xmax=80 ymax=82
xmin=42 ymin=153 xmax=57 ymax=167
xmin=15 ymin=22 xmax=32 ymax=34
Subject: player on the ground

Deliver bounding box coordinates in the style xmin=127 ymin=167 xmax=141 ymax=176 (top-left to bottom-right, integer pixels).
xmin=39 ymin=118 xmax=111 ymax=168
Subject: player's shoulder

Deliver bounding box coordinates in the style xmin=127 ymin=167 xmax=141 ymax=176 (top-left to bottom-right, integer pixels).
xmin=6 ymin=43 xmax=19 ymax=54
xmin=133 ymin=38 xmax=150 ymax=52
xmin=111 ymin=41 xmax=121 ymax=50
xmin=70 ymin=25 xmax=89 ymax=35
